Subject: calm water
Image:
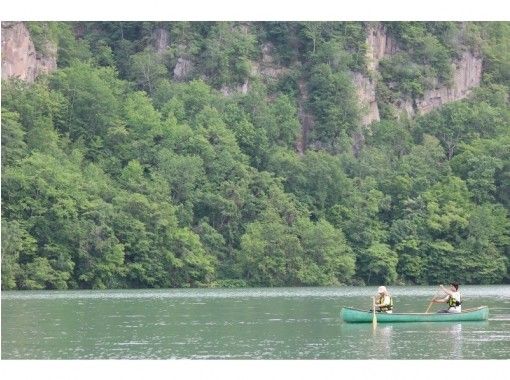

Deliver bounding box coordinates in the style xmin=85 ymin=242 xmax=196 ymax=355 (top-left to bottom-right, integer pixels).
xmin=2 ymin=286 xmax=510 ymax=359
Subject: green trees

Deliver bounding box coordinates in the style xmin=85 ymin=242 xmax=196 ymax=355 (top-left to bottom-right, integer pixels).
xmin=1 ymin=110 xmax=27 ymax=166
xmin=308 ymin=64 xmax=360 ymax=152
xmin=295 ymin=218 xmax=355 ymax=285
xmin=50 ymin=63 xmax=122 ymax=143
xmin=238 ymin=211 xmax=303 ymax=286
xmin=460 ymin=204 xmax=509 ymax=283
xmin=268 ymin=150 xmax=351 ymax=218
xmin=1 ymin=80 xmax=65 ymax=155
xmin=419 ymin=178 xmax=508 ymax=284
xmin=1 ymin=220 xmax=36 ymax=290
xmin=2 ymin=152 xmax=84 ymax=289
xmin=266 ymin=95 xmax=301 ymax=148
xmin=481 ymin=22 xmax=510 ymax=86
xmin=238 ymin=211 xmax=355 ymax=286
xmin=130 ymin=49 xmax=168 ymax=95
xmin=200 ymin=22 xmax=257 ymax=87
xmin=382 ymin=22 xmax=455 ymax=93
xmin=1 ymin=21 xmax=509 ymax=289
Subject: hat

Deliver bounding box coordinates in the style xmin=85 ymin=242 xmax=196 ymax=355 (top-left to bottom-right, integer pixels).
xmin=378 ymin=286 xmax=387 ymax=294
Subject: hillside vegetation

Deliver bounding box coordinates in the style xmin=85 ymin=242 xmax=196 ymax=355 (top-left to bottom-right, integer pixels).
xmin=2 ymin=21 xmax=509 ymax=289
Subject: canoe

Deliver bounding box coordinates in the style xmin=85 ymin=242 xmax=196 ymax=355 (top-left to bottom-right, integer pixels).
xmin=341 ymin=306 xmax=489 ymax=323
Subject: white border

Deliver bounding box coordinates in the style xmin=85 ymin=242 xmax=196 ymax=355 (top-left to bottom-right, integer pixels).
xmin=0 ymin=360 xmax=507 ymax=380
xmin=1 ymin=1 xmax=509 ymax=378
xmin=1 ymin=0 xmax=509 ymax=21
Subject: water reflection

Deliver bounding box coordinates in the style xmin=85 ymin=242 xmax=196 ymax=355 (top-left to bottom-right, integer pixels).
xmin=338 ymin=322 xmax=394 ymax=359
xmin=449 ymin=323 xmax=462 ymax=359
xmin=338 ymin=319 xmax=498 ymax=360
xmin=430 ymin=321 xmax=490 ymax=360
xmin=374 ymin=325 xmax=393 ymax=359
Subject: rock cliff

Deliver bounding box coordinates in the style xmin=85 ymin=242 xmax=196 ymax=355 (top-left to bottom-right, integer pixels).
xmin=152 ymin=27 xmax=170 ymax=54
xmin=354 ymin=23 xmax=483 ymax=125
xmin=1 ymin=22 xmax=57 ymax=82
xmin=413 ymin=51 xmax=482 ymax=115
xmin=1 ymin=21 xmax=484 ymax=128
xmin=253 ymin=42 xmax=289 ymax=79
xmin=353 ymin=24 xmax=398 ymax=125
xmin=173 ymin=56 xmax=193 ymax=81
xmin=352 ymin=72 xmax=380 ymax=126
xmin=366 ymin=23 xmax=399 ymax=71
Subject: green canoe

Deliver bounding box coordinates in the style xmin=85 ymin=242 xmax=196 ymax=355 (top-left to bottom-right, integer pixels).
xmin=341 ymin=306 xmax=489 ymax=323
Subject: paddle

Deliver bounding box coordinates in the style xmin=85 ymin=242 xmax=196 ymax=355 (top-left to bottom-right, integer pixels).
xmin=425 ymin=289 xmax=441 ymax=313
xmin=372 ymin=296 xmax=377 ymax=329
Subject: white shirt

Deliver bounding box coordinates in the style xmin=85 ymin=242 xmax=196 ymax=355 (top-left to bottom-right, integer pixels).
xmin=449 ymin=291 xmax=461 ymax=313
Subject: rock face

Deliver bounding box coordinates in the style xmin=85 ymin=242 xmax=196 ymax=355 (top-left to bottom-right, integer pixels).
xmin=353 ymin=24 xmax=398 ymax=125
xmin=219 ymin=80 xmax=250 ymax=96
xmin=173 ymin=57 xmax=193 ymax=81
xmin=1 ymin=21 xmax=484 ymax=135
xmin=152 ymin=28 xmax=170 ymax=54
xmin=365 ymin=24 xmax=399 ymax=71
xmin=352 ymin=72 xmax=380 ymax=126
xmin=354 ymin=23 xmax=483 ymax=125
xmin=254 ymin=42 xmax=289 ymax=79
xmin=220 ymin=42 xmax=290 ymax=97
xmin=413 ymin=52 xmax=483 ymax=115
xmin=1 ymin=22 xmax=57 ymax=82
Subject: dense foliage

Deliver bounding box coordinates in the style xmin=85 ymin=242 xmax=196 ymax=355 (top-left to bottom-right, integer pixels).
xmin=2 ymin=21 xmax=509 ymax=289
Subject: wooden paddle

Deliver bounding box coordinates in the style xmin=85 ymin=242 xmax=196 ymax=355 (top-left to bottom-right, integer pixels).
xmin=372 ymin=297 xmax=377 ymax=329
xmin=425 ymin=289 xmax=441 ymax=313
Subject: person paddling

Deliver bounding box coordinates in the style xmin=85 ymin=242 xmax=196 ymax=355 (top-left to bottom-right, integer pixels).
xmin=432 ymin=282 xmax=462 ymax=313
xmin=374 ymin=286 xmax=393 ymax=313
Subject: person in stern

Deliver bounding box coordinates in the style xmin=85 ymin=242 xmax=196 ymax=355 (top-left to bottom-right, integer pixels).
xmin=432 ymin=282 xmax=462 ymax=313
xmin=374 ymin=286 xmax=393 ymax=313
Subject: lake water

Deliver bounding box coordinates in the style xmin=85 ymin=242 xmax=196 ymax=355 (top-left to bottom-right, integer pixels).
xmin=2 ymin=286 xmax=510 ymax=359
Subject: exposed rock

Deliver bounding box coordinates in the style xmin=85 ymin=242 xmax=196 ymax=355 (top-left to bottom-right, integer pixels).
xmin=296 ymin=79 xmax=314 ymax=154
xmin=252 ymin=42 xmax=289 ymax=79
xmin=352 ymin=72 xmax=380 ymax=126
xmin=395 ymin=98 xmax=416 ymax=118
xmin=414 ymin=51 xmax=482 ymax=115
xmin=356 ymin=24 xmax=482 ymax=124
xmin=219 ymin=80 xmax=250 ymax=96
xmin=173 ymin=57 xmax=193 ymax=81
xmin=354 ymin=24 xmax=399 ymax=126
xmin=36 ymin=42 xmax=57 ymax=75
xmin=238 ymin=23 xmax=251 ymax=35
xmin=1 ymin=22 xmax=57 ymax=82
xmin=366 ymin=23 xmax=399 ymax=71
xmin=220 ymin=42 xmax=290 ymax=96
xmin=240 ymin=81 xmax=249 ymax=94
xmin=152 ymin=28 xmax=170 ymax=54
xmin=261 ymin=42 xmax=274 ymax=64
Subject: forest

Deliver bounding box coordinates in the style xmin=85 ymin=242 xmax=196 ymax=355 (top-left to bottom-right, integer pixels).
xmin=1 ymin=21 xmax=509 ymax=289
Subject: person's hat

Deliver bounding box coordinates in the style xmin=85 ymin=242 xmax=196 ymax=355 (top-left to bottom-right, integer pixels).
xmin=378 ymin=286 xmax=387 ymax=294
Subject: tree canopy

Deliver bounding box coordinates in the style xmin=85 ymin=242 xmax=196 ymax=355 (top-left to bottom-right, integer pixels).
xmin=2 ymin=21 xmax=509 ymax=289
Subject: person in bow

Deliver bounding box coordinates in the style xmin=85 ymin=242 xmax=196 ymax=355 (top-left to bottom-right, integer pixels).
xmin=374 ymin=286 xmax=393 ymax=313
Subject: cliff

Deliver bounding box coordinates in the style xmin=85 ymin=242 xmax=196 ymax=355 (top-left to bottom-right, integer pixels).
xmin=1 ymin=22 xmax=483 ymax=127
xmin=413 ymin=51 xmax=482 ymax=115
xmin=355 ymin=24 xmax=483 ymax=124
xmin=1 ymin=22 xmax=57 ymax=82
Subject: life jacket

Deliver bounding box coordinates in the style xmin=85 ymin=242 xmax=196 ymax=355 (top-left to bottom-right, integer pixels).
xmin=448 ymin=295 xmax=461 ymax=308
xmin=377 ymin=295 xmax=393 ymax=312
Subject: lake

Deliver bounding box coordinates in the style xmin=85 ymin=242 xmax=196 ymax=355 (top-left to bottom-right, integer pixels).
xmin=2 ymin=285 xmax=510 ymax=359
